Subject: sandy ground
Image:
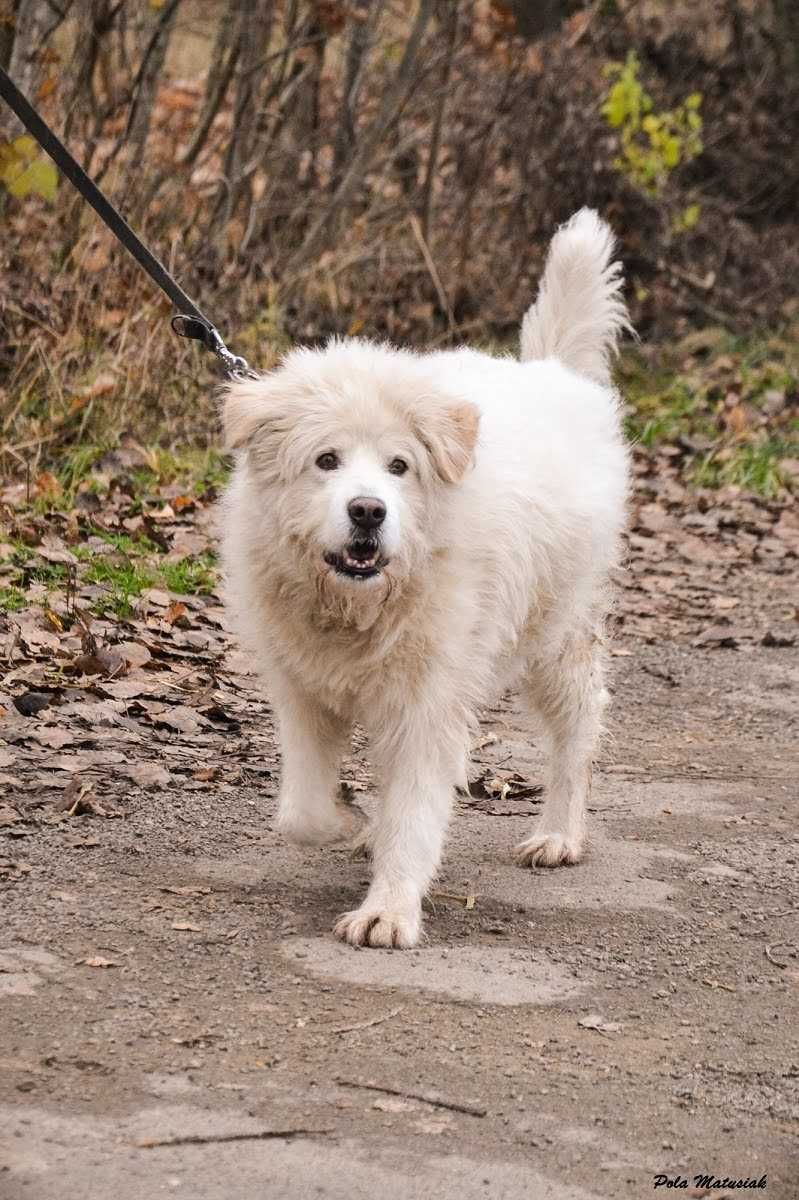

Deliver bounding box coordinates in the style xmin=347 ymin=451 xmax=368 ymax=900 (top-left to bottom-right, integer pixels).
xmin=1 ymin=538 xmax=798 ymax=1199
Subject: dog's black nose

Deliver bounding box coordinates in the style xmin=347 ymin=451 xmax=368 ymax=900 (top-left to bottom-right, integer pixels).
xmin=348 ymin=496 xmax=386 ymax=530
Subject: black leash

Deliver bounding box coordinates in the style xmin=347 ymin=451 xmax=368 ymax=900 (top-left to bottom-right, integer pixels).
xmin=0 ymin=66 xmax=253 ymax=380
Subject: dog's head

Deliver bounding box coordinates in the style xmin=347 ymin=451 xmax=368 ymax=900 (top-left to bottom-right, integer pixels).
xmin=222 ymin=341 xmax=479 ymax=615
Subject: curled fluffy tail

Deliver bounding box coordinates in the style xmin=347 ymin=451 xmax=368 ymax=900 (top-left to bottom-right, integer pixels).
xmin=520 ymin=208 xmax=630 ymax=386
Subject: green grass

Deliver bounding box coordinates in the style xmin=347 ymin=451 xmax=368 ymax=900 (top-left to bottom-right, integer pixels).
xmin=129 ymin=448 xmax=230 ymax=499
xmin=57 ymin=445 xmax=108 ymax=496
xmin=690 ymin=440 xmax=794 ymax=498
xmin=0 ymin=586 xmax=27 ymax=612
xmin=161 ymin=553 xmax=217 ymax=596
xmin=617 ymin=331 xmax=798 ymax=495
xmin=82 ymin=556 xmax=155 ymax=618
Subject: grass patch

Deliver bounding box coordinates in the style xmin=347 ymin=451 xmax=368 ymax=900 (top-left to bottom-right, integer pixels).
xmin=57 ymin=445 xmax=108 ymax=496
xmin=18 ymin=559 xmax=73 ymax=589
xmin=129 ymin=448 xmax=230 ymax=499
xmin=83 ymin=557 xmax=155 ymax=619
xmin=618 ymin=328 xmax=798 ymax=495
xmin=161 ymin=553 xmax=217 ymax=596
xmin=0 ymin=586 xmax=27 ymax=612
xmin=690 ymin=441 xmax=794 ymax=498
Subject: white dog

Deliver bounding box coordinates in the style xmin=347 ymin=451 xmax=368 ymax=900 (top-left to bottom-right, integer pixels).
xmin=220 ymin=209 xmax=630 ymax=949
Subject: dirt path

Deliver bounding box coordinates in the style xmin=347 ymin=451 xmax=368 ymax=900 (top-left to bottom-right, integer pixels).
xmin=1 ymin=484 xmax=798 ymax=1198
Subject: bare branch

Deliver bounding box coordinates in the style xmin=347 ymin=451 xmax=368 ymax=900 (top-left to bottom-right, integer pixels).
xmin=287 ymin=0 xmax=436 ymax=273
xmin=331 ymin=0 xmax=386 ymax=191
xmin=420 ymin=0 xmax=459 ymax=242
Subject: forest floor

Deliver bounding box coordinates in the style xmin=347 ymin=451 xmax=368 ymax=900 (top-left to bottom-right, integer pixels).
xmin=1 ymin=348 xmax=798 ymax=1198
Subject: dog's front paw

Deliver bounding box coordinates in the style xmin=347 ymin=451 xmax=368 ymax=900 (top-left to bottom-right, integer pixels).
xmin=514 ymin=832 xmax=583 ymax=868
xmin=333 ymin=903 xmax=421 ymax=949
xmin=277 ymin=800 xmax=365 ymax=848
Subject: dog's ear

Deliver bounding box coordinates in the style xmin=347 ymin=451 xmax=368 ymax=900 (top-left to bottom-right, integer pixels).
xmin=221 ymin=376 xmax=280 ymax=450
xmin=415 ymin=401 xmax=480 ymax=484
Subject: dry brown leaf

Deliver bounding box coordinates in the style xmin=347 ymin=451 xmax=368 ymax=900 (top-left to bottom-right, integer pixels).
xmin=17 ymin=621 xmax=60 ymax=655
xmin=431 ymin=891 xmax=476 ymax=910
xmin=71 ymin=644 xmax=127 ymax=677
xmin=119 ymin=762 xmax=170 ymax=787
xmin=142 ymin=588 xmax=171 ymax=608
xmin=28 ymin=728 xmax=75 ymax=749
xmin=163 ymin=601 xmax=189 ymax=627
xmin=34 ymin=472 xmax=62 ymax=500
xmin=116 ymin=642 xmax=152 ymax=669
xmin=76 ymin=956 xmax=118 ymax=968
xmin=711 ymin=596 xmax=740 ymax=611
xmin=171 ymin=922 xmax=202 ymax=933
xmin=578 ymin=1014 xmax=622 ymax=1034
xmin=44 ymin=750 xmax=126 ymax=771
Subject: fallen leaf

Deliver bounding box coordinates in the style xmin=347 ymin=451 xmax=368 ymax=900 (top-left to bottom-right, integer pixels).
xmin=430 ymin=890 xmax=476 ymax=910
xmin=711 ymin=595 xmax=740 ymax=611
xmin=161 ymin=886 xmax=211 ymax=897
xmin=577 ymin=1014 xmax=622 ymax=1034
xmin=44 ymin=750 xmax=126 ymax=771
xmin=116 ymin=642 xmax=152 ymax=669
xmin=17 ymin=622 xmax=60 ymax=655
xmin=71 ymin=644 xmax=127 ymax=677
xmin=691 ymin=626 xmax=741 ymax=649
xmin=27 ymin=728 xmax=75 ymax=750
xmin=163 ymin=601 xmax=189 ymax=627
xmin=119 ymin=762 xmax=170 ymax=787
xmin=13 ymin=692 xmax=53 ymax=717
xmin=761 ymin=628 xmax=796 ymax=647
xmin=76 ymin=956 xmax=118 ymax=968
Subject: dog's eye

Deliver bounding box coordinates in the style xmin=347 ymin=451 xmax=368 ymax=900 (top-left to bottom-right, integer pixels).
xmin=388 ymin=457 xmax=408 ymax=476
xmin=316 ymin=452 xmax=340 ymax=471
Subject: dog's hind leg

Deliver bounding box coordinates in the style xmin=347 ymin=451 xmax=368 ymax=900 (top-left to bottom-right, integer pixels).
xmin=515 ymin=632 xmax=607 ymax=868
xmin=271 ymin=675 xmax=359 ymax=847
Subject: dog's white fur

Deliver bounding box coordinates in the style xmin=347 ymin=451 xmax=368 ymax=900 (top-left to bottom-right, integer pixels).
xmin=220 ymin=209 xmax=630 ymax=949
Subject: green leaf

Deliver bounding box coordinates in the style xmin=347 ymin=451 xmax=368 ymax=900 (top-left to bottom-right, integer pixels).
xmin=0 ymin=135 xmax=58 ymax=202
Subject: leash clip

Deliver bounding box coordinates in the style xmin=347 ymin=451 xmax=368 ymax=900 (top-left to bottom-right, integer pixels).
xmin=171 ymin=314 xmax=254 ymax=380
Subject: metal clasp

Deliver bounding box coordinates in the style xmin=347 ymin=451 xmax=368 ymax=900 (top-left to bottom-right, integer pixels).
xmin=171 ymin=314 xmax=255 ymax=380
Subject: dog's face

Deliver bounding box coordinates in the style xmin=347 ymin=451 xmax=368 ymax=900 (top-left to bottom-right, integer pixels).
xmin=222 ymin=343 xmax=479 ymax=612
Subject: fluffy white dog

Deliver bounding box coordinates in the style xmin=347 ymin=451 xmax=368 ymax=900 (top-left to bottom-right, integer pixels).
xmin=220 ymin=209 xmax=630 ymax=949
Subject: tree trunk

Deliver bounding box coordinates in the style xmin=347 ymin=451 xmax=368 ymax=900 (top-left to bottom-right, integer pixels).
xmin=1 ymin=0 xmax=54 ymax=138
xmin=288 ymin=0 xmax=435 ymax=273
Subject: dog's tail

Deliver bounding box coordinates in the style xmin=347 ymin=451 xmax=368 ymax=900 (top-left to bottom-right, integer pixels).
xmin=519 ymin=208 xmax=630 ymax=386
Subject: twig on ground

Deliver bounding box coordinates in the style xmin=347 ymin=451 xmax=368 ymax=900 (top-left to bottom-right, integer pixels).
xmin=701 ymin=977 xmax=736 ymax=992
xmin=430 ymin=890 xmax=476 ymax=910
xmin=331 ymin=1005 xmax=404 ymax=1035
xmin=136 ymin=1128 xmax=333 ymax=1149
xmin=336 ymin=1077 xmax=487 ymax=1117
xmin=765 ymin=942 xmax=792 ymax=969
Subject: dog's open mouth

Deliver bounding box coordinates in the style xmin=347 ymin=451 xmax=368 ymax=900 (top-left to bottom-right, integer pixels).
xmin=324 ymin=540 xmax=384 ymax=580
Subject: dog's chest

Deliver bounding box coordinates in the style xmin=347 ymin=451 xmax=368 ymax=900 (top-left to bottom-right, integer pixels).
xmin=269 ymin=601 xmax=430 ymax=716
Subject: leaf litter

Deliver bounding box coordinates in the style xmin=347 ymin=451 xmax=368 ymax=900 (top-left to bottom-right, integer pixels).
xmin=1 ymin=416 xmax=798 ymax=857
